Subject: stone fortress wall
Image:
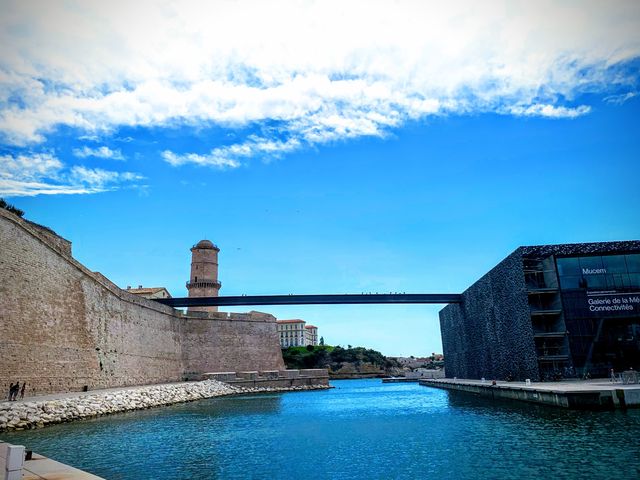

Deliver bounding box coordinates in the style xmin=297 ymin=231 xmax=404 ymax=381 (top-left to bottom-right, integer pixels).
xmin=0 ymin=208 xmax=284 ymax=396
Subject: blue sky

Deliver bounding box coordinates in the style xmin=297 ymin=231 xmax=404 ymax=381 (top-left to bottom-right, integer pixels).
xmin=1 ymin=1 xmax=639 ymax=356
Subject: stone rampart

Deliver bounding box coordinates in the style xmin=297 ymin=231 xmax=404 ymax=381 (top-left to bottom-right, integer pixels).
xmin=0 ymin=209 xmax=284 ymax=396
xmin=181 ymin=312 xmax=284 ymax=378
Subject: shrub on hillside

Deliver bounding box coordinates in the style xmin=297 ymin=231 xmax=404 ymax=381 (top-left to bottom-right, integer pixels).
xmin=282 ymin=345 xmax=393 ymax=371
xmin=0 ymin=199 xmax=24 ymax=217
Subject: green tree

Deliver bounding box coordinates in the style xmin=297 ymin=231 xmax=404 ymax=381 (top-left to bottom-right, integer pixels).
xmin=0 ymin=199 xmax=24 ymax=218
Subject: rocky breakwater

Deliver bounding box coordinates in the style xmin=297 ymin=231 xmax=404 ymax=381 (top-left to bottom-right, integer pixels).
xmin=0 ymin=380 xmax=329 ymax=432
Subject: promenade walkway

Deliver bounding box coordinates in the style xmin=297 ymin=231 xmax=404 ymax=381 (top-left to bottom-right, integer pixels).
xmin=421 ymin=377 xmax=640 ymax=409
xmin=434 ymin=377 xmax=640 ymax=392
xmin=1 ymin=380 xmax=202 ymax=406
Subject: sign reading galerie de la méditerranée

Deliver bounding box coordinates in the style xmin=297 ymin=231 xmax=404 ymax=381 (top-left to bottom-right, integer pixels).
xmin=556 ymin=253 xmax=640 ymax=318
xmin=586 ymin=292 xmax=640 ymax=313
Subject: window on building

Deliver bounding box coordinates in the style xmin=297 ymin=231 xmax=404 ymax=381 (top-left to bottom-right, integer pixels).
xmin=557 ymin=257 xmax=580 ymax=276
xmin=625 ymin=254 xmax=640 ymax=273
xmin=579 ymin=256 xmax=604 ymax=271
xmin=602 ymin=255 xmax=628 ymax=274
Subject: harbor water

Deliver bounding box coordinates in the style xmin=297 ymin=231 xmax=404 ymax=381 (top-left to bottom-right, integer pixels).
xmin=2 ymin=379 xmax=640 ymax=479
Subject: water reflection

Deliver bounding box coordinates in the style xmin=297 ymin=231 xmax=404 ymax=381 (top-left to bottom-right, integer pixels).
xmin=2 ymin=381 xmax=639 ymax=480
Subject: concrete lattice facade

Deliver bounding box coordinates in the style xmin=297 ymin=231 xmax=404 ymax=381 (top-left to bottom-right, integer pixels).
xmin=0 ymin=209 xmax=284 ymax=396
xmin=439 ymin=250 xmax=538 ymax=381
xmin=440 ymin=241 xmax=640 ymax=381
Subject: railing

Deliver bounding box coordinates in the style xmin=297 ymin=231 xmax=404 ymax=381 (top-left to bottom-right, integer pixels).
xmin=533 ymin=331 xmax=566 ymax=338
xmin=186 ymin=280 xmax=222 ymax=289
xmin=155 ymin=293 xmax=463 ymax=307
xmin=527 ymin=287 xmax=558 ymax=294
xmin=524 ymin=269 xmax=559 ymax=290
xmin=621 ymin=370 xmax=639 ymax=384
xmin=530 ymin=308 xmax=562 ymax=316
xmin=537 ymin=354 xmax=569 ymax=361
xmin=535 ymin=341 xmax=566 ymax=355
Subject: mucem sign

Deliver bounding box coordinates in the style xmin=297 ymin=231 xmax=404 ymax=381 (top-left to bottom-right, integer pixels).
xmin=557 ymin=254 xmax=640 ymax=316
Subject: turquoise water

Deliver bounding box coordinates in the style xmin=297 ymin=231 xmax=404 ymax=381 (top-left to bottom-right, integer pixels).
xmin=2 ymin=380 xmax=640 ymax=479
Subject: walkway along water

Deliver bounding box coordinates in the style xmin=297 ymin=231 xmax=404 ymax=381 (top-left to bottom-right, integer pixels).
xmin=0 ymin=376 xmax=330 ymax=433
xmin=421 ymin=378 xmax=640 ymax=409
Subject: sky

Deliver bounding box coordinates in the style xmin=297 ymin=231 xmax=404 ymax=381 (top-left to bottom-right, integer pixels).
xmin=1 ymin=0 xmax=639 ymax=356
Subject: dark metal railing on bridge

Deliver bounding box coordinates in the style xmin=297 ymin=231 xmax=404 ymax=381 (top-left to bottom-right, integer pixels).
xmin=153 ymin=293 xmax=463 ymax=308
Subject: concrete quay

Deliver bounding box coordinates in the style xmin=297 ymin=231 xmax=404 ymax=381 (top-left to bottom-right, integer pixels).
xmin=2 ymin=442 xmax=103 ymax=480
xmin=382 ymin=377 xmax=421 ymax=383
xmin=420 ymin=378 xmax=640 ymax=409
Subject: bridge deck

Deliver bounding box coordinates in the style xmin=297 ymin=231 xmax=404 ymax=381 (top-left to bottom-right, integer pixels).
xmin=154 ymin=293 xmax=462 ymax=307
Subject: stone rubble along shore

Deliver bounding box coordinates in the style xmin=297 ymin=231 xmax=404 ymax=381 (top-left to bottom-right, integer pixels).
xmin=0 ymin=380 xmax=330 ymax=432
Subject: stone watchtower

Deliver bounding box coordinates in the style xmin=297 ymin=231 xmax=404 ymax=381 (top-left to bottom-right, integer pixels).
xmin=186 ymin=239 xmax=221 ymax=313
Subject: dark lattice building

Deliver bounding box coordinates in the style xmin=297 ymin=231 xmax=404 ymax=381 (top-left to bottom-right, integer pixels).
xmin=439 ymin=241 xmax=640 ymax=381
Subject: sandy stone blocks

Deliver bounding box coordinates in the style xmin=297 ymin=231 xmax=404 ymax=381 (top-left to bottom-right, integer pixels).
xmin=0 ymin=442 xmax=25 ymax=480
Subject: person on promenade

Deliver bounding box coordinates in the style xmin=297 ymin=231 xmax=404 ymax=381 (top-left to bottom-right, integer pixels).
xmin=9 ymin=382 xmax=18 ymax=401
xmin=7 ymin=382 xmax=15 ymax=401
xmin=20 ymin=382 xmax=26 ymax=400
xmin=610 ymin=368 xmax=616 ymax=383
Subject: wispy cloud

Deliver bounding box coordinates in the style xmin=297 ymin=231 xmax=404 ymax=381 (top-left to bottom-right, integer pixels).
xmin=161 ymin=151 xmax=240 ymax=169
xmin=604 ymin=91 xmax=638 ymax=105
xmin=0 ymin=152 xmax=144 ymax=197
xmin=162 ymin=136 xmax=300 ymax=168
xmin=1 ymin=0 xmax=639 ymax=163
xmin=72 ymin=145 xmax=125 ymax=160
xmin=505 ymin=104 xmax=592 ymax=118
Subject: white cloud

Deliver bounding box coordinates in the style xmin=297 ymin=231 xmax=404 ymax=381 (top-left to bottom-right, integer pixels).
xmin=161 ymin=150 xmax=240 ymax=169
xmin=0 ymin=153 xmax=63 ymax=180
xmin=0 ymin=152 xmax=144 ymax=197
xmin=162 ymin=136 xmax=300 ymax=168
xmin=604 ymin=91 xmax=638 ymax=104
xmin=69 ymin=165 xmax=143 ymax=186
xmin=505 ymin=104 xmax=592 ymax=118
xmin=72 ymin=146 xmax=125 ymax=160
xmin=1 ymin=0 xmax=639 ymax=162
